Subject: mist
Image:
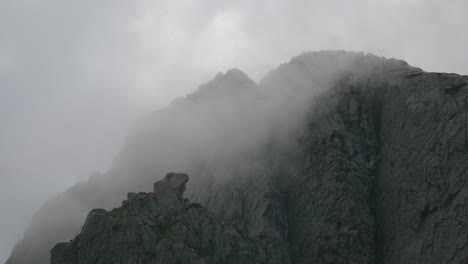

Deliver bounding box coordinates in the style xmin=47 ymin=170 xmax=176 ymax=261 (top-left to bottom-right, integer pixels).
xmin=1 ymin=0 xmax=468 ymax=262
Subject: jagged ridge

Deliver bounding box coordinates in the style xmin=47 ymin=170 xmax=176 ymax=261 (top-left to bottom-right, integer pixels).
xmin=51 ymin=173 xmax=283 ymax=264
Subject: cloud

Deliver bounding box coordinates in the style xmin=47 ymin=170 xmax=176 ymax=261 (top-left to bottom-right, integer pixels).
xmin=1 ymin=0 xmax=467 ymax=261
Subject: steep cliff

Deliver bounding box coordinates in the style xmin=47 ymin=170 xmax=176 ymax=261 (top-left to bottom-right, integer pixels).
xmin=6 ymin=51 xmax=468 ymax=264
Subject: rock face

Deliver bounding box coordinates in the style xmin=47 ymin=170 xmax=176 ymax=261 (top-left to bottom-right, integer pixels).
xmin=153 ymin=172 xmax=189 ymax=208
xmin=6 ymin=51 xmax=468 ymax=264
xmin=51 ymin=173 xmax=286 ymax=264
xmin=373 ymin=73 xmax=468 ymax=263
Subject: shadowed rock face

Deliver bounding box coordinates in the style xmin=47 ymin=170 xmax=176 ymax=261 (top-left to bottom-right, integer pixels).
xmin=153 ymin=173 xmax=189 ymax=208
xmin=6 ymin=51 xmax=468 ymax=264
xmin=50 ymin=173 xmax=286 ymax=264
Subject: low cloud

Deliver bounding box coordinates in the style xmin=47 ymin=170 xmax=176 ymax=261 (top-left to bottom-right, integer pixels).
xmin=1 ymin=0 xmax=467 ymax=261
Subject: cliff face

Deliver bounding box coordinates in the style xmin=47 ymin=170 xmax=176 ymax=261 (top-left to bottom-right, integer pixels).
xmin=6 ymin=51 xmax=468 ymax=264
xmin=374 ymin=72 xmax=468 ymax=263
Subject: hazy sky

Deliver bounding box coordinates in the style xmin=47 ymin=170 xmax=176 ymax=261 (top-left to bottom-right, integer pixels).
xmin=1 ymin=0 xmax=467 ymax=262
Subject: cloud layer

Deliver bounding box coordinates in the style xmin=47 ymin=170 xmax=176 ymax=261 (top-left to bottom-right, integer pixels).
xmin=1 ymin=0 xmax=467 ymax=261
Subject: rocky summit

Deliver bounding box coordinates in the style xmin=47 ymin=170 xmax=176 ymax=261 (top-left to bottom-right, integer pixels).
xmin=50 ymin=173 xmax=285 ymax=264
xmin=6 ymin=51 xmax=468 ymax=264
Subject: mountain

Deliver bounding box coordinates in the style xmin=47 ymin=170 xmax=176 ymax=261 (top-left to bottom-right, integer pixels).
xmin=6 ymin=51 xmax=468 ymax=264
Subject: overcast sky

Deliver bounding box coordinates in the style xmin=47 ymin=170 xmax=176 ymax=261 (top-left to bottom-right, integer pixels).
xmin=1 ymin=0 xmax=467 ymax=262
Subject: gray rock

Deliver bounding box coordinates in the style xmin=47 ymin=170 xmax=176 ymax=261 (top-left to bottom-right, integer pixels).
xmin=51 ymin=173 xmax=286 ymax=264
xmin=153 ymin=173 xmax=189 ymax=208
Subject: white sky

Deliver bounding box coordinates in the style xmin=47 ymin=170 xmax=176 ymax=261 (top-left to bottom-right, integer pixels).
xmin=1 ymin=0 xmax=467 ymax=261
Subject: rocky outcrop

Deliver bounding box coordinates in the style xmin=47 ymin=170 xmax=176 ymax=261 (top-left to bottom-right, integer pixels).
xmin=153 ymin=172 xmax=189 ymax=208
xmin=51 ymin=173 xmax=287 ymax=264
xmin=6 ymin=51 xmax=468 ymax=264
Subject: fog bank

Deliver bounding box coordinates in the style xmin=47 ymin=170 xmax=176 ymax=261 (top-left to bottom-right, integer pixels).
xmin=1 ymin=0 xmax=468 ymax=262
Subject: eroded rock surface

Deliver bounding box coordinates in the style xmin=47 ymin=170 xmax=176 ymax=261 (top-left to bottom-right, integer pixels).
xmin=51 ymin=173 xmax=287 ymax=264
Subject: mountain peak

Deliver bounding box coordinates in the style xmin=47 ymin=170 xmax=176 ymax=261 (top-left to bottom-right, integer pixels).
xmin=185 ymin=68 xmax=256 ymax=103
xmin=212 ymin=68 xmax=251 ymax=83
